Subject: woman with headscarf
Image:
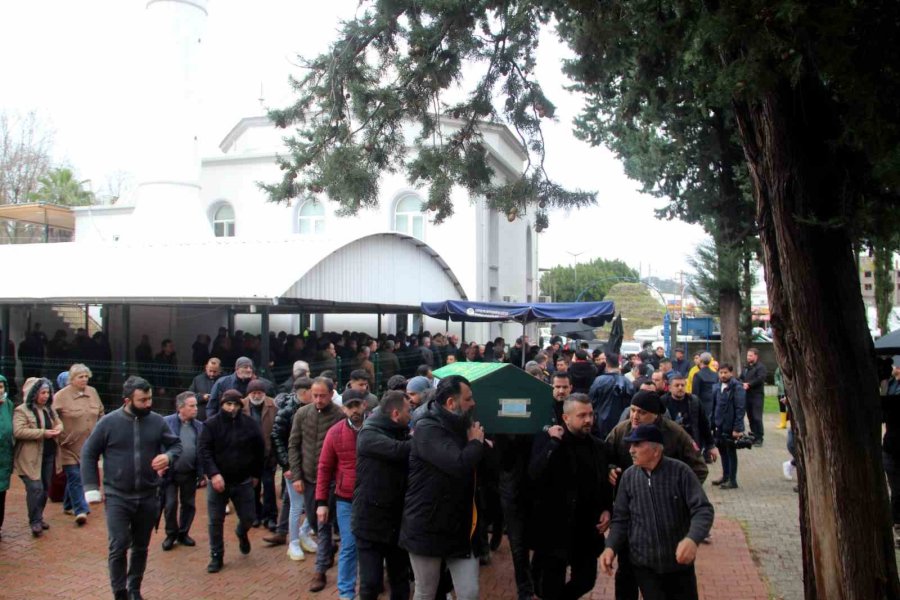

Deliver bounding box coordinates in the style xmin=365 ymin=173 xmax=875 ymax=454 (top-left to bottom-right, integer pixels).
xmin=55 ymin=364 xmax=104 ymax=526
xmin=13 ymin=377 xmax=62 ymax=536
xmin=0 ymin=374 xmax=14 ymax=541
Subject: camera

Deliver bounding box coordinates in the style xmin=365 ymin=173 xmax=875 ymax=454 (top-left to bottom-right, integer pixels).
xmin=732 ymin=433 xmax=756 ymax=450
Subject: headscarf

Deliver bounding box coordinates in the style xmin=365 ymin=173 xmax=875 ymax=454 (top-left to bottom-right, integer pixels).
xmin=0 ymin=374 xmax=7 ymax=402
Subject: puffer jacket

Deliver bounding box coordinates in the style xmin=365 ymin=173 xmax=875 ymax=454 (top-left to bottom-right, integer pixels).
xmin=288 ymin=401 xmax=342 ymax=484
xmin=315 ymin=419 xmax=358 ymax=504
xmin=272 ymin=393 xmax=304 ymax=469
xmin=351 ymin=414 xmax=411 ymax=544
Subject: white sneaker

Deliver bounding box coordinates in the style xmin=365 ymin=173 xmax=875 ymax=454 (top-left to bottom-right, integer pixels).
xmin=287 ymin=540 xmax=305 ymax=561
xmin=299 ymin=532 xmax=317 ymax=554
xmin=782 ymin=460 xmax=795 ymax=480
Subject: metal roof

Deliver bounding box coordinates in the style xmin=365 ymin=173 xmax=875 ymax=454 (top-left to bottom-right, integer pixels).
xmin=0 ymin=232 xmax=467 ymax=309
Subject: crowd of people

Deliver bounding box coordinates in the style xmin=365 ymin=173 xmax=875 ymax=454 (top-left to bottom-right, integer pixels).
xmin=0 ymin=325 xmax=796 ymax=600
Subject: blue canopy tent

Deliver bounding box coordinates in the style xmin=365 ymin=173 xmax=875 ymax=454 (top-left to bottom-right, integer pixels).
xmin=421 ymin=300 xmax=616 ymax=366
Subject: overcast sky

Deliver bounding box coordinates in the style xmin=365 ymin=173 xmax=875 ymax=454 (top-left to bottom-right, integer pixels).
xmin=0 ymin=0 xmax=707 ymax=280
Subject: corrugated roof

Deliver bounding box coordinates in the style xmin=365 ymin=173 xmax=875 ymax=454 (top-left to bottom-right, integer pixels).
xmin=0 ymin=232 xmax=466 ymax=307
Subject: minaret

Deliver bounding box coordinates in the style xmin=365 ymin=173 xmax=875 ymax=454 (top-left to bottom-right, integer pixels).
xmin=129 ymin=0 xmax=212 ymax=240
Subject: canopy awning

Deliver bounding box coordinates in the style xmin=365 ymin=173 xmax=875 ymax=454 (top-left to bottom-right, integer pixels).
xmin=420 ymin=299 xmax=615 ymax=326
xmin=0 ymin=202 xmax=75 ymax=230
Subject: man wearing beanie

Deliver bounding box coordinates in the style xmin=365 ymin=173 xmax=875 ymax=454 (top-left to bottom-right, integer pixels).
xmin=242 ymin=379 xmax=279 ymax=529
xmin=605 ymin=390 xmax=707 ymax=600
xmin=405 ymin=376 xmax=431 ymax=410
xmin=206 ymin=357 xmax=255 ymax=420
xmin=199 ymin=389 xmax=265 ymax=573
xmin=601 ymin=424 xmax=713 ymax=600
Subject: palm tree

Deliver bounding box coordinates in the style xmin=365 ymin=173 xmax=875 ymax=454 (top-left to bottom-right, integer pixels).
xmin=28 ymin=167 xmax=94 ymax=206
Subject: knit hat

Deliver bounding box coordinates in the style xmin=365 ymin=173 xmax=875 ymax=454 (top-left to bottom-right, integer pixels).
xmin=235 ymin=356 xmax=254 ymax=370
xmin=246 ymin=379 xmax=268 ymax=394
xmin=406 ymin=376 xmax=431 ymax=394
xmin=630 ymin=390 xmax=665 ymax=415
xmin=221 ymin=389 xmax=243 ymax=405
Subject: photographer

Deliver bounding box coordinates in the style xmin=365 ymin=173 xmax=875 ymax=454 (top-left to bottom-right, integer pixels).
xmin=711 ymin=363 xmax=746 ymax=489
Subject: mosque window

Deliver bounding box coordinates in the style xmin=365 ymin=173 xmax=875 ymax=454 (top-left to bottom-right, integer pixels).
xmin=393 ymin=195 xmax=425 ymax=239
xmin=213 ymin=203 xmax=235 ymax=237
xmin=298 ymin=200 xmax=326 ymax=234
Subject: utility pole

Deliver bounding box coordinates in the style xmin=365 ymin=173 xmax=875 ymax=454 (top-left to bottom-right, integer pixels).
xmin=566 ymin=251 xmax=584 ymax=299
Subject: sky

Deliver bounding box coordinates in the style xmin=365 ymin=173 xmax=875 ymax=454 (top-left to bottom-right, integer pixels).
xmin=0 ymin=0 xmax=707 ymax=280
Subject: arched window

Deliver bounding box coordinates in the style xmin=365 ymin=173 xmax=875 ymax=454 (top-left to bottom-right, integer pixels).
xmin=393 ymin=195 xmax=425 ymax=239
xmin=213 ymin=203 xmax=235 ymax=237
xmin=298 ymin=200 xmax=326 ymax=234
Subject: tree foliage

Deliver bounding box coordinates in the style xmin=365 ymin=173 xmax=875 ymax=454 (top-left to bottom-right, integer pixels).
xmin=264 ymin=1 xmax=595 ymax=226
xmin=28 ymin=167 xmax=94 ymax=207
xmin=0 ymin=111 xmax=53 ymax=206
xmin=539 ymin=257 xmax=637 ymax=302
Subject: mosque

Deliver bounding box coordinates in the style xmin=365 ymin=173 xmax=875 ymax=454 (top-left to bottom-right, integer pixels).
xmin=0 ymin=0 xmax=539 ymax=380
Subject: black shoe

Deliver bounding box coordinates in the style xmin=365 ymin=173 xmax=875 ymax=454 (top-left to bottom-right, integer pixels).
xmin=711 ymin=478 xmax=725 ymax=486
xmin=207 ymin=554 xmax=224 ymax=573
xmin=162 ymin=535 xmax=177 ymax=551
xmin=238 ymin=531 xmax=251 ymax=555
xmin=752 ymin=439 xmax=764 ymax=447
xmin=40 ymin=521 xmax=50 ymax=530
xmin=127 ymin=590 xmax=143 ymax=600
xmin=266 ymin=519 xmax=278 ymax=532
xmin=720 ymin=481 xmax=739 ymax=489
xmin=489 ymin=531 xmax=503 ymax=551
xmin=251 ymin=519 xmax=261 ymax=528
xmin=114 ymin=591 xmax=127 ymax=600
xmin=178 ymin=534 xmax=196 ymax=547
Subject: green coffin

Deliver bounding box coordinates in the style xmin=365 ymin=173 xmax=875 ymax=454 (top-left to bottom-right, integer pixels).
xmin=433 ymin=362 xmax=555 ymax=435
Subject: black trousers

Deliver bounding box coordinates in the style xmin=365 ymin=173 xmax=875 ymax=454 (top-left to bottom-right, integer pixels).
xmin=540 ymin=551 xmax=598 ymax=600
xmin=164 ymin=471 xmax=197 ymax=537
xmin=633 ymin=564 xmax=698 ymax=600
xmin=614 ymin=546 xmax=639 ymax=600
xmin=499 ymin=468 xmax=534 ymax=599
xmin=104 ymin=494 xmax=158 ymax=594
xmin=253 ymin=464 xmax=278 ymax=524
xmin=356 ymin=537 xmax=410 ymax=600
xmin=207 ymin=480 xmax=256 ymax=556
xmin=0 ymin=489 xmax=6 ymax=532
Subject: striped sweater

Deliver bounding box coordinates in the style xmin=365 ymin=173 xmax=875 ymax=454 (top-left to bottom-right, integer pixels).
xmin=606 ymin=456 xmax=714 ymax=573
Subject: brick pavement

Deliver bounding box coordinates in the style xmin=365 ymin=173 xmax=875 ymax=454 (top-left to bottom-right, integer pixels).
xmin=0 ymin=436 xmax=783 ymax=600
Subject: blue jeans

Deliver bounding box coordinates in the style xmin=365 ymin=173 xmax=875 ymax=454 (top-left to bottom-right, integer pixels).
xmin=336 ymin=499 xmax=357 ymax=597
xmin=63 ymin=464 xmax=89 ymax=515
xmin=285 ymin=475 xmax=310 ymax=543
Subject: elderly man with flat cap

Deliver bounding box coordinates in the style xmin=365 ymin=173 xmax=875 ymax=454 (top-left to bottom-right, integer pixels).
xmin=601 ymin=424 xmax=714 ymax=600
xmin=605 ymin=390 xmax=707 ymax=600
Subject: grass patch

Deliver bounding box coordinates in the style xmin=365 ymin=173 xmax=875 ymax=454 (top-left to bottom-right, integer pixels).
xmin=764 ymin=395 xmax=781 ymax=414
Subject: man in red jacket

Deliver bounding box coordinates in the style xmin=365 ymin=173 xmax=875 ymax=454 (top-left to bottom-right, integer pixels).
xmin=315 ymin=389 xmax=366 ymax=599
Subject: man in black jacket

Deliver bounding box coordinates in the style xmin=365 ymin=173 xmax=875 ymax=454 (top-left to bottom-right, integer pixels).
xmin=352 ymin=391 xmax=412 ymax=600
xmin=399 ymin=375 xmax=485 ymax=600
xmin=81 ymin=376 xmax=182 ymax=600
xmin=664 ymin=375 xmax=718 ymax=465
xmin=530 ymin=393 xmax=614 ymax=600
xmin=188 ymin=357 xmax=221 ymax=421
xmin=199 ymin=389 xmax=265 ymax=573
xmin=740 ymin=348 xmax=768 ymax=446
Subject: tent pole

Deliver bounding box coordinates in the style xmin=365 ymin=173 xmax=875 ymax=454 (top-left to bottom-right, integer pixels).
xmin=461 ymin=321 xmax=466 ymax=345
xmin=522 ymin=320 xmax=526 ymax=368
xmin=260 ymin=306 xmax=270 ymax=378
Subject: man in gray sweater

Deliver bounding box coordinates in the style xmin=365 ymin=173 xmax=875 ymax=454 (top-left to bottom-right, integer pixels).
xmin=82 ymin=376 xmax=182 ymax=600
xmin=601 ymin=424 xmax=713 ymax=600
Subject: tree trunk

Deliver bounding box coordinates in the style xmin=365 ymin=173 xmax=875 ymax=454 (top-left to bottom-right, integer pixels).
xmin=734 ymin=76 xmax=900 ymax=599
xmin=874 ymin=244 xmax=893 ymax=336
xmin=740 ymin=246 xmax=754 ymax=350
xmin=714 ymin=236 xmax=742 ymax=370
